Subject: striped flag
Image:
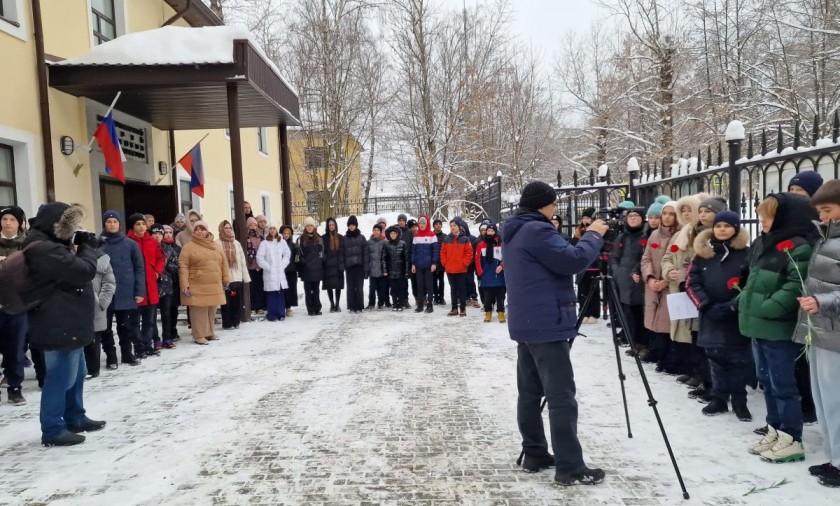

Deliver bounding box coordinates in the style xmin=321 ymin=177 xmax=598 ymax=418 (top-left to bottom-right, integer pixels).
xmin=177 ymin=144 xmax=205 ymax=198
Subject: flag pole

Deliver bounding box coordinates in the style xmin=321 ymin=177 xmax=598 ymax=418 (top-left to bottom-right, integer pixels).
xmin=174 ymin=132 xmax=210 ymax=168
xmin=84 ymin=91 xmax=122 ymax=151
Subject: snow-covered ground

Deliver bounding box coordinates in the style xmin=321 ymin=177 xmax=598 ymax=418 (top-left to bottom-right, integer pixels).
xmin=0 ymin=284 xmax=833 ymax=505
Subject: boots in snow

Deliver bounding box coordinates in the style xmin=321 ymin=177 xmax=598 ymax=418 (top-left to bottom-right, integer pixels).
xmin=448 ymin=308 xmax=459 ymax=316
xmin=701 ymin=398 xmax=728 ymax=416
xmin=424 ymin=305 xmax=433 ymax=314
xmin=732 ymin=403 xmax=752 ymax=422
xmin=484 ymin=311 xmax=493 ymax=323
xmin=42 ymin=430 xmax=85 ymax=447
xmin=498 ymin=311 xmax=506 ymax=323
xmin=554 ymin=466 xmax=605 ymax=486
xmin=521 ymin=453 xmax=554 ymax=473
xmin=749 ymin=426 xmax=779 ymax=455
xmin=414 ymin=304 xmax=424 ymax=313
xmin=459 ymin=308 xmax=467 ymax=317
xmin=819 ymin=466 xmax=840 ymax=487
xmin=759 ymin=429 xmax=805 ymax=463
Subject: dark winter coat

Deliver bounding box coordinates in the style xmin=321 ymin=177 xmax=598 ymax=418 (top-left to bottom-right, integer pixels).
xmin=738 ymin=193 xmax=817 ymax=341
xmin=399 ymin=226 xmax=414 ymax=263
xmin=794 ymin=220 xmax=840 ymax=352
xmin=434 ymin=230 xmax=446 ymax=268
xmin=475 ymin=235 xmax=505 ymax=288
xmin=610 ymin=224 xmax=646 ymax=306
xmin=343 ymin=228 xmax=370 ymax=277
xmin=368 ymin=236 xmax=386 ymax=278
xmin=100 ymin=230 xmax=146 ymax=311
xmin=502 ymin=209 xmax=603 ymax=343
xmin=128 ymin=230 xmax=164 ymax=305
xmin=411 ymin=226 xmax=439 ymax=270
xmin=0 ymin=231 xmax=25 ymax=258
xmin=284 ymin=238 xmax=299 ymax=277
xmin=686 ymin=228 xmax=751 ymax=348
xmin=22 ymin=204 xmax=97 ymax=351
xmin=297 ymin=232 xmax=324 ymax=283
xmin=321 ymin=228 xmax=345 ymax=290
xmin=381 ymin=226 xmax=410 ymax=278
xmin=158 ymin=241 xmax=180 ymax=297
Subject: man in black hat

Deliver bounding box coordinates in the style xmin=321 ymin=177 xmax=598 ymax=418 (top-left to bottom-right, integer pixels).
xmin=0 ymin=205 xmax=29 ymax=404
xmin=502 ymin=181 xmax=608 ymax=485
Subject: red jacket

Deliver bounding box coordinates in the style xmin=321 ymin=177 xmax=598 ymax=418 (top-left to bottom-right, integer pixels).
xmin=440 ymin=233 xmax=473 ymax=274
xmin=127 ymin=230 xmax=165 ymax=305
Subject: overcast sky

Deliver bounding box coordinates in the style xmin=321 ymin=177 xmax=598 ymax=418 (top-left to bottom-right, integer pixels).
xmin=439 ymin=0 xmax=608 ymax=61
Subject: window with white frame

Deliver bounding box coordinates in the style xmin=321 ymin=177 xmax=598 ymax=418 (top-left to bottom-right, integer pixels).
xmin=0 ymin=0 xmax=19 ymax=26
xmin=0 ymin=144 xmax=16 ymax=206
xmin=91 ymin=0 xmax=116 ymax=45
xmin=257 ymin=127 xmax=268 ymax=155
xmin=261 ymin=194 xmax=270 ymax=221
xmin=179 ymin=178 xmax=199 ymax=214
xmin=229 ymin=189 xmax=235 ymax=221
xmin=0 ymin=0 xmax=26 ymax=41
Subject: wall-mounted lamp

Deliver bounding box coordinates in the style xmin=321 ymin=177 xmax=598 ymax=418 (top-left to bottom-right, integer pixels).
xmin=158 ymin=161 xmax=169 ymax=176
xmin=60 ymin=136 xmax=75 ymax=155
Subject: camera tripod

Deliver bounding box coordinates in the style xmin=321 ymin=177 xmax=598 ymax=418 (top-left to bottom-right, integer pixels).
xmin=515 ymin=255 xmax=690 ymax=499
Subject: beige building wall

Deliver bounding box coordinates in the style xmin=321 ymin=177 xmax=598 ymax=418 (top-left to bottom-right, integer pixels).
xmin=0 ymin=0 xmax=288 ymax=233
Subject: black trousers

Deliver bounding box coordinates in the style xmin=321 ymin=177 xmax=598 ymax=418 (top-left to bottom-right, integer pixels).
xmin=447 ymin=272 xmax=467 ymax=310
xmin=415 ymin=267 xmax=434 ymax=307
xmin=346 ymin=265 xmax=365 ymax=311
xmin=139 ymin=304 xmax=157 ymax=353
xmin=795 ymin=352 xmax=816 ymax=417
xmin=249 ymin=269 xmax=265 ymax=311
xmin=389 ymin=277 xmax=408 ymax=308
xmin=103 ymin=308 xmax=140 ymax=362
xmin=368 ymin=276 xmax=388 ymax=307
xmin=622 ymin=303 xmax=647 ymax=347
xmin=466 ymin=264 xmax=478 ymax=300
xmin=303 ymin=280 xmax=322 ymax=314
xmin=159 ymin=294 xmax=174 ymax=341
xmin=433 ymin=269 xmax=445 ymax=302
xmin=577 ymin=271 xmax=600 ymax=318
xmin=482 ymin=286 xmax=506 ymax=312
xmin=168 ymin=292 xmax=180 ymax=339
xmin=221 ymin=282 xmax=242 ymax=329
xmin=83 ymin=331 xmax=104 ymax=376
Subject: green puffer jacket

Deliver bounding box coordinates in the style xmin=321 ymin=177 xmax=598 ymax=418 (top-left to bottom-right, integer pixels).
xmin=0 ymin=231 xmax=26 ymax=258
xmin=738 ymin=193 xmax=818 ymax=341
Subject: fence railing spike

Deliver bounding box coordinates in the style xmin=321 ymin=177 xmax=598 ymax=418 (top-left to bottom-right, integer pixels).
xmin=777 ymin=124 xmax=784 ymax=153
xmin=833 ymin=109 xmax=839 ymax=143
xmin=761 ymin=129 xmax=768 ymax=155
xmin=813 ymin=113 xmax=820 ymax=146
xmin=747 ymin=132 xmax=754 ymax=159
xmin=793 ymin=117 xmax=801 ymax=149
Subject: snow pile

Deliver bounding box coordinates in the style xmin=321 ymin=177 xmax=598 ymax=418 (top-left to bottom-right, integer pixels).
xmin=626 ymin=157 xmax=640 ymax=174
xmin=725 ymin=120 xmax=746 ymax=141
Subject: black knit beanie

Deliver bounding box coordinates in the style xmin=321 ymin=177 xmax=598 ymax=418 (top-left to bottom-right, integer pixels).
xmin=519 ymin=181 xmax=556 ymax=210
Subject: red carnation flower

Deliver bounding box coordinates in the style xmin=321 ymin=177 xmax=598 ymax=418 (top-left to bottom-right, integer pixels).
xmin=651 ymin=243 xmax=660 ymax=249
xmin=776 ymin=240 xmax=795 ymax=252
xmin=670 ymin=244 xmax=680 ymax=253
xmin=230 ymin=291 xmax=237 ymax=297
xmin=727 ymin=277 xmax=740 ymax=291
xmin=640 ymin=239 xmax=648 ymax=246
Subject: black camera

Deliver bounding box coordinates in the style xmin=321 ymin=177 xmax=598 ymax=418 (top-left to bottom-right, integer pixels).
xmin=72 ymin=230 xmax=97 ymax=246
xmin=596 ymin=206 xmax=647 ymax=242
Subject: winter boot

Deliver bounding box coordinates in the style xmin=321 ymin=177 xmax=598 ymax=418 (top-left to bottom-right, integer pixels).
xmin=6 ymin=387 xmax=25 ymax=405
xmin=42 ymin=430 xmax=85 ymax=447
xmin=459 ymin=308 xmax=467 ymax=317
xmin=753 ymin=425 xmax=769 ymax=436
xmin=448 ymin=308 xmax=459 ymax=316
xmin=732 ymin=403 xmax=752 ymax=422
xmin=676 ymin=374 xmax=692 ymax=384
xmin=484 ymin=311 xmax=493 ymax=323
xmin=521 ymin=453 xmax=554 ymax=473
xmin=759 ymin=429 xmax=805 ymax=463
xmin=809 ymin=462 xmax=836 ymax=477
xmin=554 ymin=466 xmax=605 ymax=486
xmin=498 ymin=311 xmax=506 ymax=323
xmin=749 ymin=425 xmax=779 ymax=455
xmin=424 ymin=305 xmax=433 ymax=314
xmin=68 ymin=418 xmax=107 ymax=433
xmin=685 ymin=377 xmax=702 ymax=388
xmin=701 ymin=398 xmax=728 ymax=416
xmin=687 ymin=386 xmax=706 ymax=399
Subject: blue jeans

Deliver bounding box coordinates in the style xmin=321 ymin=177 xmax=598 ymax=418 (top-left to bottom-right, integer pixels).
xmin=265 ymin=290 xmax=286 ymax=320
xmin=706 ymin=346 xmax=752 ymax=406
xmin=517 ymin=340 xmax=585 ymax=474
xmin=40 ymin=348 xmax=87 ymax=439
xmin=0 ymin=311 xmax=28 ymax=388
xmin=752 ymin=338 xmax=803 ymax=440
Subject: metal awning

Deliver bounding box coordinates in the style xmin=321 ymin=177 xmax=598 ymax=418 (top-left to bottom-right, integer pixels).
xmin=48 ymin=26 xmax=300 ymax=129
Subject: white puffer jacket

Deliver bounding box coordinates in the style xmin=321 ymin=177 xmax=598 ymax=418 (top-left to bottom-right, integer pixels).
xmin=256 ymin=239 xmax=291 ymax=291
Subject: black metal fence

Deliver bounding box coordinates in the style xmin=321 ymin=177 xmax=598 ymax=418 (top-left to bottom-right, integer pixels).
xmin=290 ymin=195 xmax=429 ymax=228
xmin=463 ymin=175 xmax=503 ymax=223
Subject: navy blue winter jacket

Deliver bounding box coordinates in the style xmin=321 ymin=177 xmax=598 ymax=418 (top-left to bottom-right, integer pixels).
xmin=411 ymin=230 xmax=439 ymax=269
xmin=502 ymin=210 xmax=603 ymax=343
xmin=100 ymin=231 xmax=146 ymax=311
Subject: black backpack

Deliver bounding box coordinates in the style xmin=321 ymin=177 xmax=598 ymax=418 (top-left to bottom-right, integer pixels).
xmin=0 ymin=241 xmax=43 ymax=314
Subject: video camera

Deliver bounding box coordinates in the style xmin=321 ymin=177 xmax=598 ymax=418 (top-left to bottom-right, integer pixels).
xmin=596 ymin=206 xmax=645 ymax=242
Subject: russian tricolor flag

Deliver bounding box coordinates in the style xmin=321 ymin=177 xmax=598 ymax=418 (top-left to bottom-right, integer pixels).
xmin=93 ymin=112 xmax=126 ymax=183
xmin=178 ymin=144 xmax=205 ymax=198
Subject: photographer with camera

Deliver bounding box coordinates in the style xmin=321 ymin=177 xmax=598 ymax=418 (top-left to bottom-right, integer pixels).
xmin=22 ymin=203 xmax=105 ymax=446
xmin=502 ymin=181 xmax=608 ymax=486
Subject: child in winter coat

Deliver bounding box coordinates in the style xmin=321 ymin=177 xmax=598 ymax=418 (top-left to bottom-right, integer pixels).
xmin=297 ymin=217 xmax=324 ymax=316
xmin=440 ymin=219 xmax=474 ymax=316
xmin=381 ymin=225 xmax=410 ymax=311
xmin=795 ymin=180 xmax=840 ymax=487
xmin=641 ymin=200 xmax=679 ymax=366
xmin=280 ymin=225 xmax=299 ymax=316
xmin=610 ymin=207 xmax=647 ymax=354
xmin=217 ymin=220 xmax=251 ymax=329
xmin=475 ymin=223 xmax=505 ymax=322
xmin=84 ymin=250 xmax=116 ymax=379
xmin=322 ymin=217 xmax=345 ymax=312
xmin=741 ymin=193 xmax=817 ymax=463
xmin=686 ymin=211 xmax=752 ymax=420
xmin=343 ymin=216 xmax=370 ymax=313
xmin=126 ymin=213 xmax=164 ymax=358
xmin=151 ymin=224 xmax=178 ymax=347
xmin=367 ymin=225 xmax=388 ymax=309
xmin=256 ymin=225 xmax=291 ymax=321
xmin=411 ymin=215 xmax=439 ymax=313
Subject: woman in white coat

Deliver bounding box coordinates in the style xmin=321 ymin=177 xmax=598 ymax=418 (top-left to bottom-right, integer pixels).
xmin=256 ymin=225 xmax=291 ymax=321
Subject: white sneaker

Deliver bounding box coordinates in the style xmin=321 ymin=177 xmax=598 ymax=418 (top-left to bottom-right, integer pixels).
xmin=760 ymin=430 xmax=805 ymax=463
xmin=749 ymin=425 xmax=778 ymax=455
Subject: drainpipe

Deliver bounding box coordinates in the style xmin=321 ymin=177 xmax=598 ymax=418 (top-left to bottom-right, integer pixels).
xmin=31 ymin=0 xmax=56 ymax=202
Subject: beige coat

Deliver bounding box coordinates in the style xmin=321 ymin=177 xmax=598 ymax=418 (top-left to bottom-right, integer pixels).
xmin=661 ymin=194 xmax=709 ymax=343
xmin=179 ymin=234 xmax=231 ymax=306
xmin=215 ymin=238 xmax=251 ymax=284
xmin=175 ymin=208 xmax=202 ymax=248
xmin=641 ymin=222 xmax=679 ymax=334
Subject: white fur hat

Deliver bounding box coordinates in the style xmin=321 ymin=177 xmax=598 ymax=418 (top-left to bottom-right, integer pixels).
xmin=303 ymin=216 xmax=318 ymax=228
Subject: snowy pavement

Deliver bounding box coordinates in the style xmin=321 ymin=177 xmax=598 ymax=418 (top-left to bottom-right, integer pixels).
xmin=0 ymin=294 xmax=834 ymax=505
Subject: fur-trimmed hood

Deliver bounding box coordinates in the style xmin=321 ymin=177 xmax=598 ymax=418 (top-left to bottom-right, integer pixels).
xmin=693 ymin=227 xmax=751 ymax=259
xmin=185 ymin=208 xmax=203 ymax=234
xmin=672 ymin=192 xmax=710 ymax=249
xmin=28 ymin=202 xmax=85 ymax=242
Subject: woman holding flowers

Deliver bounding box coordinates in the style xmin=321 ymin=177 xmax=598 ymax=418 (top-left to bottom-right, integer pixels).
xmin=740 ymin=192 xmax=817 ymax=463
xmin=686 ymin=211 xmax=752 ymax=421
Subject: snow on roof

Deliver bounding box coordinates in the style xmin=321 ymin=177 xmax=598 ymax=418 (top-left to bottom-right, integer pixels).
xmin=53 ymin=25 xmax=298 ymax=95
xmin=725 ymin=120 xmax=745 ymax=141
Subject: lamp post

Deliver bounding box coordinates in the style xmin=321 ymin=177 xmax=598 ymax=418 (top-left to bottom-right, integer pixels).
xmin=725 ymin=120 xmax=745 ymax=212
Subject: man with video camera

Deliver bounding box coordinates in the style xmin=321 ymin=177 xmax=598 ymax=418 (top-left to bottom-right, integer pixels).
xmin=502 ymin=181 xmax=609 ymax=486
